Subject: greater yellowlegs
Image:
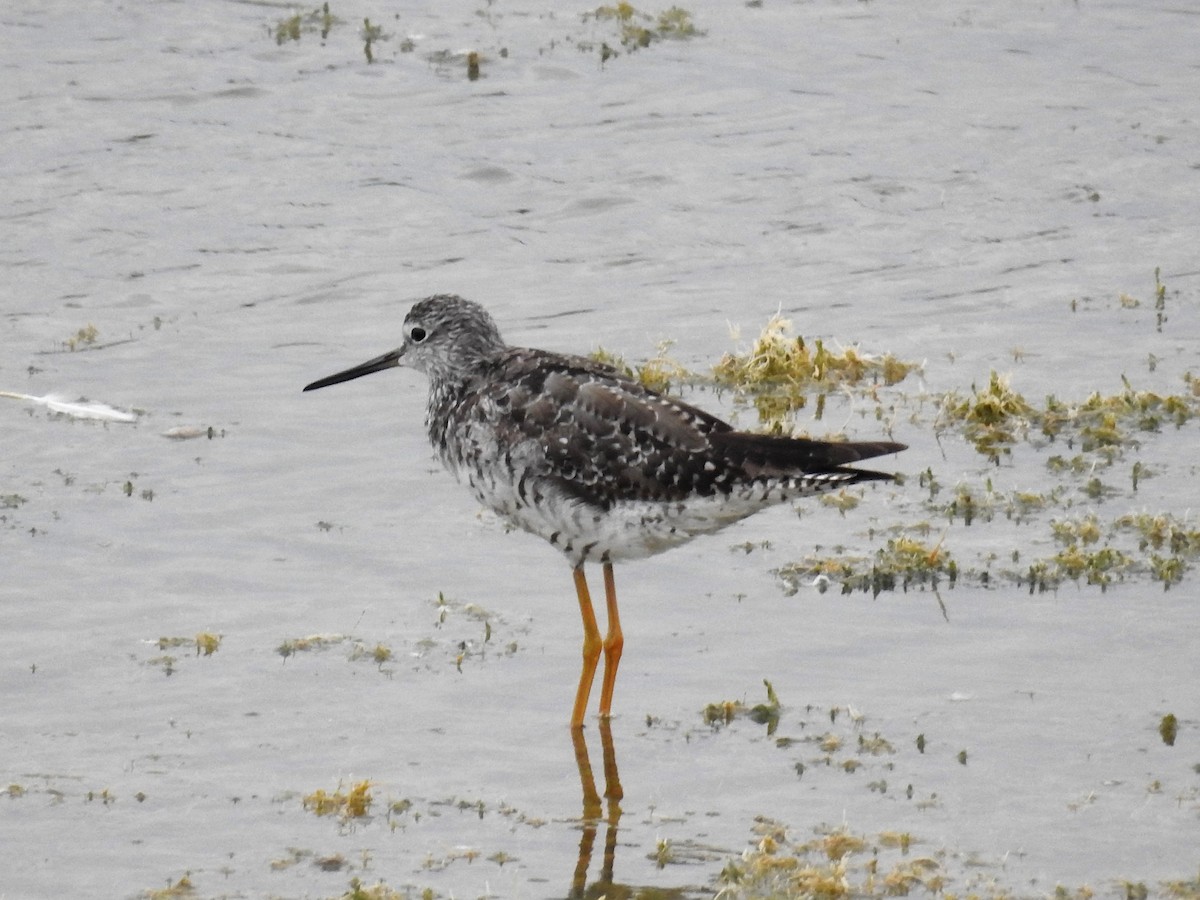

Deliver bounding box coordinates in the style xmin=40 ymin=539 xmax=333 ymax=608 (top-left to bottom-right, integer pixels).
xmin=304 ymin=294 xmax=904 ymax=727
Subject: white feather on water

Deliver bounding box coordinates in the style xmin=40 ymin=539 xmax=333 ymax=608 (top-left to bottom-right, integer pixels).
xmin=0 ymin=391 xmax=138 ymax=423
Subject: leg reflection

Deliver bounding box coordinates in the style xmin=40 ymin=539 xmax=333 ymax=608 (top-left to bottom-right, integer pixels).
xmin=570 ymin=720 xmax=623 ymax=899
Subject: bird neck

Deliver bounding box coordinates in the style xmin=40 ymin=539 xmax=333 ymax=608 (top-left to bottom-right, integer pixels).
xmin=425 ymin=377 xmax=473 ymax=464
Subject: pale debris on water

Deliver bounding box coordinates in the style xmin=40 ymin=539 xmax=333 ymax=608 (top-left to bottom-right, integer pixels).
xmin=0 ymin=390 xmax=137 ymax=423
xmin=161 ymin=426 xmax=213 ymax=440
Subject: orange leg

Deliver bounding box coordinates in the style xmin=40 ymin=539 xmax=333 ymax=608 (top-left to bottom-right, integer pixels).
xmin=571 ymin=566 xmax=603 ymax=729
xmin=598 ymin=562 xmax=623 ymax=719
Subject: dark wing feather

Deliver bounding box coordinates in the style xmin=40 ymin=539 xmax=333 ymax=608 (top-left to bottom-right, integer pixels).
xmin=708 ymin=432 xmax=906 ymax=482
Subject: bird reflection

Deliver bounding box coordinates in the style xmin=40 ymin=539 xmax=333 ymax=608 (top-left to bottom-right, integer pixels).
xmin=569 ymin=723 xmax=698 ymax=899
xmin=570 ymin=720 xmax=624 ymax=899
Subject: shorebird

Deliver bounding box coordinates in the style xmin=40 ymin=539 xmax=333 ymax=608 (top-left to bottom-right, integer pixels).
xmin=304 ymin=294 xmax=904 ymax=727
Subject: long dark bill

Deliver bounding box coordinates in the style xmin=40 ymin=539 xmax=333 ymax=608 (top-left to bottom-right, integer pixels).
xmin=302 ymin=349 xmax=402 ymax=392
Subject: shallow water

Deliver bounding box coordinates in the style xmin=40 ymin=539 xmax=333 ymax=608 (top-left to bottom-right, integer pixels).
xmin=3 ymin=1 xmax=1199 ymax=897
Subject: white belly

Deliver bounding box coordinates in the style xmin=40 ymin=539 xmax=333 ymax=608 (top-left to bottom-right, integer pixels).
xmin=463 ymin=467 xmax=804 ymax=566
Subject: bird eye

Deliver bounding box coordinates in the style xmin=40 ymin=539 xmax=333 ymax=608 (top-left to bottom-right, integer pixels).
xmin=410 ymin=326 xmax=427 ymax=343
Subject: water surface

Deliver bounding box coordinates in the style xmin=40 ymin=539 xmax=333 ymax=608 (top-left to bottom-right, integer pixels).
xmin=3 ymin=1 xmax=1198 ymax=897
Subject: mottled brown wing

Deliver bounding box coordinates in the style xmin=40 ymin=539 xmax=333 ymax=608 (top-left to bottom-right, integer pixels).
xmin=478 ymin=349 xmax=904 ymax=510
xmin=479 ymin=349 xmax=734 ymax=508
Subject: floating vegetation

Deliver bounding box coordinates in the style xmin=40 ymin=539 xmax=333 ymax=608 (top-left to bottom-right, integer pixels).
xmin=194 ymin=632 xmax=221 ymax=656
xmin=1049 ymin=542 xmax=1153 ymax=591
xmin=778 ymin=534 xmax=955 ymax=597
xmin=1050 ymin=380 xmax=1193 ymax=450
xmin=154 ymin=633 xmax=221 ymax=656
xmin=703 ymin=681 xmax=781 ymax=733
xmin=1162 ymin=873 xmax=1200 ymax=900
xmin=1118 ymin=267 xmax=1169 ymax=332
xmin=144 ymin=875 xmax=196 ymax=899
xmin=819 ymin=489 xmax=861 ymax=515
xmin=702 ymin=699 xmax=742 ymax=727
xmin=64 ymin=323 xmax=98 ymax=350
xmin=937 ymin=371 xmax=1035 ymax=462
xmin=275 ymin=14 xmax=302 ymax=44
xmin=303 ymin=779 xmax=373 ymax=820
xmin=940 ymin=371 xmax=1197 ymax=463
xmin=1115 ymin=512 xmax=1200 ymax=556
xmin=1050 ymin=514 xmax=1104 ymax=546
xmin=781 ymin=503 xmax=1200 ymax=595
xmin=583 ymin=3 xmax=703 ymax=58
xmin=423 ymin=592 xmax=514 ymax=672
xmin=361 ymin=17 xmax=386 ymax=63
xmin=1154 ymin=267 xmax=1168 ymax=330
xmin=717 ymin=819 xmax=952 ymax=900
xmin=751 ymin=680 xmax=782 ymax=732
xmin=857 ymin=732 xmax=896 ymax=756
xmin=145 ymin=655 xmax=178 ymax=676
xmin=590 ymin=340 xmax=692 ymax=394
xmin=86 ymin=787 xmax=116 ymax=805
xmin=1159 ymin=713 xmax=1178 ymax=747
xmin=340 ymin=878 xmax=407 ymax=900
xmin=1022 ymin=511 xmax=1200 ymax=592
xmin=273 ymin=3 xmax=338 ymax=44
xmin=269 ymin=3 xmax=395 ymax=65
xmin=590 ymin=312 xmax=917 ymax=430
xmin=277 ymin=633 xmax=348 ymax=657
xmin=348 ymin=641 xmax=393 ymax=667
xmin=277 ymin=633 xmax=398 ymax=668
xmin=933 ymin=480 xmax=1066 ymax=527
xmin=713 ymin=314 xmax=917 ymax=430
xmin=715 ymin=314 xmax=917 ymax=390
